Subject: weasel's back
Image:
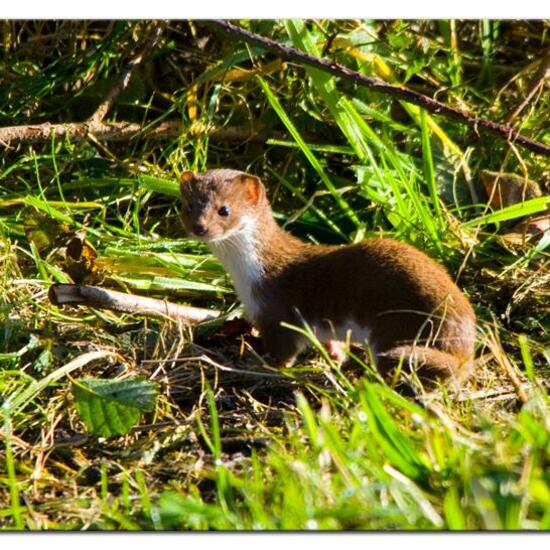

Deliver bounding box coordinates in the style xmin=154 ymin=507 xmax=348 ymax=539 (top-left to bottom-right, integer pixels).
xmin=273 ymin=238 xmax=476 ymax=359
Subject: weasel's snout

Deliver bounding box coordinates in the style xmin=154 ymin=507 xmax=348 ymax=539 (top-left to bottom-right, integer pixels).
xmin=192 ymin=223 xmax=208 ymax=237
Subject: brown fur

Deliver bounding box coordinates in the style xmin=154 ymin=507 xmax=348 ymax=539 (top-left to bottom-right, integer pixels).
xmin=180 ymin=169 xmax=476 ymax=389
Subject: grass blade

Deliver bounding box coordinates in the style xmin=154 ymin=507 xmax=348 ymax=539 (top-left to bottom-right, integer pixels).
xmin=258 ymin=76 xmax=359 ymax=230
xmin=461 ymin=196 xmax=549 ymax=228
xmin=2 ymin=405 xmax=24 ymax=529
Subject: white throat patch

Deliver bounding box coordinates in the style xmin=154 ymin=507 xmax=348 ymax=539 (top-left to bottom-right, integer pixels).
xmin=208 ymin=215 xmax=264 ymax=322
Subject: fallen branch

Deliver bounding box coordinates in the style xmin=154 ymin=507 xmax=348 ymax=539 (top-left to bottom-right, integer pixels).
xmin=49 ymin=284 xmax=222 ymax=324
xmin=0 ymin=120 xmax=277 ymax=148
xmin=208 ymin=20 xmax=550 ymax=157
xmin=0 ymin=19 xmax=279 ymax=150
xmin=89 ymin=21 xmax=167 ymax=124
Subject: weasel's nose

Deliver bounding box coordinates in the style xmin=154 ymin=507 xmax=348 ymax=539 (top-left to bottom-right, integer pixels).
xmin=192 ymin=223 xmax=208 ymax=236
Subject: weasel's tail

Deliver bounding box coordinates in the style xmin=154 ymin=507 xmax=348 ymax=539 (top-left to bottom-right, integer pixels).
xmin=376 ymin=345 xmax=473 ymax=392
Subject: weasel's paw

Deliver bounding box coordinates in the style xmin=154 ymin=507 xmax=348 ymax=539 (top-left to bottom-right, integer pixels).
xmin=324 ymin=340 xmax=348 ymax=364
xmin=265 ymin=353 xmax=297 ymax=369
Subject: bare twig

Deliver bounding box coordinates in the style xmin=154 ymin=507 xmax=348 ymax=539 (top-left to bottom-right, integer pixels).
xmin=207 ymin=20 xmax=550 ymax=157
xmin=88 ymin=21 xmax=167 ymax=124
xmin=49 ymin=284 xmax=222 ymax=324
xmin=0 ymin=120 xmax=277 ymax=149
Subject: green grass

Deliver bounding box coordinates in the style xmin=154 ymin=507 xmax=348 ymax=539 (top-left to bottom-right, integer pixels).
xmin=0 ymin=19 xmax=549 ymax=531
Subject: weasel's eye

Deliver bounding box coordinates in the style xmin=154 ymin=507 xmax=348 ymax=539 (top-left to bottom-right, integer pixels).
xmin=218 ymin=206 xmax=230 ymax=217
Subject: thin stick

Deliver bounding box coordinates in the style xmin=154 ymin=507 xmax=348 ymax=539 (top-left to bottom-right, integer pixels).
xmin=0 ymin=120 xmax=277 ymax=149
xmin=88 ymin=21 xmax=167 ymax=124
xmin=49 ymin=284 xmax=222 ymax=324
xmin=207 ymin=20 xmax=550 ymax=158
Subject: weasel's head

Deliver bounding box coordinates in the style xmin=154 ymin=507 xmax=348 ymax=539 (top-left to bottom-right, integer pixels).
xmin=179 ymin=168 xmax=266 ymax=243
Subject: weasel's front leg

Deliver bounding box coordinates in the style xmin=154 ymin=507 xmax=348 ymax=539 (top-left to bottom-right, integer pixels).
xmin=260 ymin=322 xmax=305 ymax=368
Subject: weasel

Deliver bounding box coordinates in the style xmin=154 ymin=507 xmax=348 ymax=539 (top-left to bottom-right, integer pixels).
xmin=179 ymin=168 xmax=476 ymax=389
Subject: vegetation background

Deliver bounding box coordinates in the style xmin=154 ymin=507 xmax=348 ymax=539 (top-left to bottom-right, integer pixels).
xmin=0 ymin=19 xmax=549 ymax=530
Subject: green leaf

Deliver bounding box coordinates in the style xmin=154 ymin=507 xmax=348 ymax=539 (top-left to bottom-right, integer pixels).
xmin=73 ymin=378 xmax=158 ymax=438
xmin=117 ymin=274 xmax=230 ymax=294
xmin=137 ymin=175 xmax=179 ymax=197
xmin=461 ymin=196 xmax=550 ymax=228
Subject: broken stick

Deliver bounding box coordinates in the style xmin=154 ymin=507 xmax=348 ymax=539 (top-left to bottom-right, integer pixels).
xmin=49 ymin=284 xmax=222 ymax=324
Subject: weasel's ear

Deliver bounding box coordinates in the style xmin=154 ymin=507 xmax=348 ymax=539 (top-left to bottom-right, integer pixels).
xmin=180 ymin=170 xmax=195 ymax=193
xmin=239 ymin=175 xmax=264 ymax=205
